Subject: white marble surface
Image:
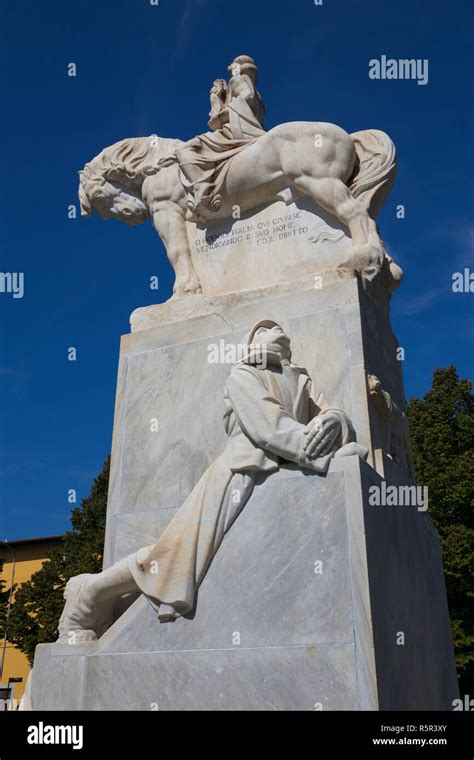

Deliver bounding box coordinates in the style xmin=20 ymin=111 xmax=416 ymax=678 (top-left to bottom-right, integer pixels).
xmin=186 ymin=197 xmax=352 ymax=295
xmin=78 ymin=55 xmax=400 ymax=297
xmin=30 ymin=457 xmax=458 ymax=711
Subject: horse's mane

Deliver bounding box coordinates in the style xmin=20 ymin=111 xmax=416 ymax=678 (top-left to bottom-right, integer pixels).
xmin=79 ymin=135 xmax=183 ymax=215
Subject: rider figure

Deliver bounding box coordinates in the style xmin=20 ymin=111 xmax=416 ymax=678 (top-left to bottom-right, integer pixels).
xmin=171 ymin=55 xmax=266 ymax=220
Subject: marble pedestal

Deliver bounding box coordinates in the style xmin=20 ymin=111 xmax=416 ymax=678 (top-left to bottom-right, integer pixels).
xmin=105 ymin=273 xmax=412 ymax=569
xmin=30 ymin=455 xmax=457 ymax=711
xmin=29 ymin=273 xmax=458 ymax=710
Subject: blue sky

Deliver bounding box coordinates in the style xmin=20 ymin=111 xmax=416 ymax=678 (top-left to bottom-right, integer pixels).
xmin=0 ymin=0 xmax=472 ymax=540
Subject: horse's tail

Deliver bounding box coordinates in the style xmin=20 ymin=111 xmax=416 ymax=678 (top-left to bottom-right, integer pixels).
xmin=349 ymin=129 xmax=396 ymax=218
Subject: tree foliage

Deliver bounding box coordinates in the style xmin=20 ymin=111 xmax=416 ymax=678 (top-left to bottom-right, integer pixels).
xmin=0 ymin=559 xmax=11 ymax=636
xmin=407 ymin=366 xmax=474 ymax=695
xmin=7 ymin=456 xmax=110 ymax=664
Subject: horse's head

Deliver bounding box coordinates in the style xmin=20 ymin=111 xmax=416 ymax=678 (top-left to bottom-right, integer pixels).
xmin=79 ymin=173 xmax=148 ymax=226
xmin=78 ymin=135 xmax=182 ymax=226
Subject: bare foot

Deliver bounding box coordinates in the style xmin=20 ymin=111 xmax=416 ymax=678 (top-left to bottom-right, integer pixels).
xmin=57 ymin=574 xmax=114 ymax=644
xmin=57 ymin=574 xmax=98 ymax=643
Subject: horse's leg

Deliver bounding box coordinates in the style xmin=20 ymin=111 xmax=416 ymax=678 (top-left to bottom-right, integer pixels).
xmin=289 ymin=175 xmax=384 ymax=277
xmin=152 ymin=203 xmax=202 ymax=297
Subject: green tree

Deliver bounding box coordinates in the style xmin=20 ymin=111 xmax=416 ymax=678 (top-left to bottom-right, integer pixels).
xmin=0 ymin=559 xmax=11 ymax=635
xmin=7 ymin=456 xmax=110 ymax=663
xmin=407 ymin=366 xmax=474 ymax=695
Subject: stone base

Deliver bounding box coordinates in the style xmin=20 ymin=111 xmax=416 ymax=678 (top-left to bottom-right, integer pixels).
xmin=29 ymin=456 xmax=458 ymax=711
xmin=28 ymin=276 xmax=457 ymax=710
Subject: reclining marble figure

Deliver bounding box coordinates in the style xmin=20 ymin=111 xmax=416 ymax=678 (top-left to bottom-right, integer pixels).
xmin=58 ymin=321 xmax=367 ymax=642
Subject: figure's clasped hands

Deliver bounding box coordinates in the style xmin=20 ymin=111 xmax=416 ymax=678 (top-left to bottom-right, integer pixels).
xmin=303 ymin=412 xmax=342 ymax=460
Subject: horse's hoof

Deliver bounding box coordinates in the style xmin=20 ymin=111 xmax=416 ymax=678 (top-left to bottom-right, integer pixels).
xmin=170 ymin=282 xmax=202 ymax=299
xmin=186 ymin=201 xmax=200 ymax=222
xmin=338 ymin=244 xmax=384 ymax=281
xmin=211 ymin=194 xmax=222 ymax=211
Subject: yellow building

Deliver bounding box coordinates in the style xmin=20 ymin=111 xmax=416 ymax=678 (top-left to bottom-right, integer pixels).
xmin=0 ymin=535 xmax=63 ymax=708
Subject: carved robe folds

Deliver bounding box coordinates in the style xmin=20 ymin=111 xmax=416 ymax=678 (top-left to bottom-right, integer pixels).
xmin=128 ymin=354 xmax=358 ymax=620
